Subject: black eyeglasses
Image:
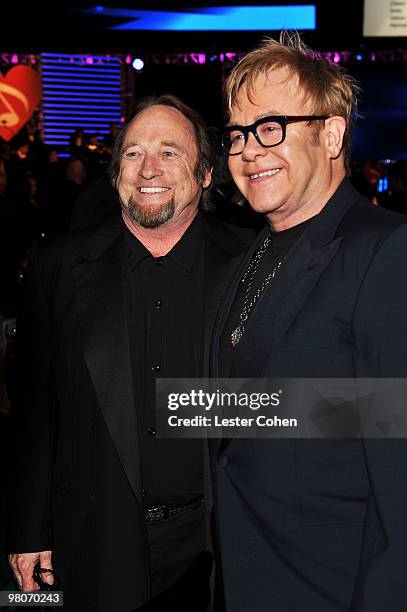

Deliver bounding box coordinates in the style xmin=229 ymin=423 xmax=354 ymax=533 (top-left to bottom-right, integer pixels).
xmin=221 ymin=115 xmax=329 ymax=156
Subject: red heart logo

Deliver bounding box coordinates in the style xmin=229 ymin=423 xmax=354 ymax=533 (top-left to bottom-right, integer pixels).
xmin=0 ymin=65 xmax=42 ymax=142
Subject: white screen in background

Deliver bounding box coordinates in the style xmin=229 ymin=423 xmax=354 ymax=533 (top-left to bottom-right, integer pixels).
xmin=363 ymin=0 xmax=407 ymax=36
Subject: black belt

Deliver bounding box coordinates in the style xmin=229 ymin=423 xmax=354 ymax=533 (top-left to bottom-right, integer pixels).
xmin=144 ymin=496 xmax=204 ymax=523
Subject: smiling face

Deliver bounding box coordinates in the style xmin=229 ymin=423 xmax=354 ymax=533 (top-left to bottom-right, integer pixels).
xmin=117 ymin=104 xmax=211 ymax=229
xmin=227 ymin=68 xmax=346 ymax=230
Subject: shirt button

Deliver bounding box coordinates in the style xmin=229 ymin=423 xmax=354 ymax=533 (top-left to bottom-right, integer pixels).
xmin=152 ymin=364 xmax=160 ymax=373
xmin=155 ymin=299 xmax=162 ymax=309
xmin=142 ymin=489 xmax=147 ymax=498
xmin=148 ymin=427 xmax=157 ymax=436
xmin=155 ymin=257 xmax=164 ymax=266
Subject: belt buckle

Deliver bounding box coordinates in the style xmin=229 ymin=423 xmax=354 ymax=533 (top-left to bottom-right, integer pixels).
xmin=146 ymin=504 xmax=169 ymax=522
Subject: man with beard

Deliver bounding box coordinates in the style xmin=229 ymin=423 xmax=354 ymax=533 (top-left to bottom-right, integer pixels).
xmin=7 ymin=95 xmax=251 ymax=611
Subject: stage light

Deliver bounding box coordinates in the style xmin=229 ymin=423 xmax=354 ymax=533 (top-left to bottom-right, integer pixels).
xmin=41 ymin=52 xmax=121 ymax=150
xmin=356 ymin=54 xmax=363 ymax=61
xmin=132 ymin=58 xmax=144 ymax=71
xmin=88 ymin=6 xmax=316 ymax=31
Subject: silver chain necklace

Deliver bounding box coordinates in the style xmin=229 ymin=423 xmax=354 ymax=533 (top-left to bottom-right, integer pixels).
xmin=230 ymin=234 xmax=282 ymax=348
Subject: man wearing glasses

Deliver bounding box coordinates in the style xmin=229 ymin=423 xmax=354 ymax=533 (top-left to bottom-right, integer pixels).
xmin=211 ymin=33 xmax=407 ymax=611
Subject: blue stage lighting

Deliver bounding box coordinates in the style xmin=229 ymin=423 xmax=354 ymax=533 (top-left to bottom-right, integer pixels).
xmin=80 ymin=6 xmax=316 ymax=32
xmin=41 ymin=52 xmax=121 ymax=150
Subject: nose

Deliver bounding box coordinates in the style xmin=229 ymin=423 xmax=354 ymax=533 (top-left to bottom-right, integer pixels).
xmin=139 ymin=153 xmax=163 ymax=179
xmin=241 ymin=131 xmax=267 ymax=162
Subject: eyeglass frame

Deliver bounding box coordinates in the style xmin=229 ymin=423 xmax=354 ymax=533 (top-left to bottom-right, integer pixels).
xmin=221 ymin=115 xmax=330 ymax=156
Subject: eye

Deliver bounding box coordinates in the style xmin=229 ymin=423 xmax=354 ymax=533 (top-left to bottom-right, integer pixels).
xmin=162 ymin=150 xmax=176 ymax=158
xmin=229 ymin=131 xmax=244 ymax=144
xmin=259 ymin=122 xmax=282 ymax=135
xmin=122 ymin=150 xmax=140 ymax=159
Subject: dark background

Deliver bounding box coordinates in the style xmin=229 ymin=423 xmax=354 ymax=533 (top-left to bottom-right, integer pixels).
xmin=352 ymin=64 xmax=407 ymax=160
xmin=2 ymin=1 xmax=407 ymax=159
xmin=0 ymin=0 xmax=397 ymax=54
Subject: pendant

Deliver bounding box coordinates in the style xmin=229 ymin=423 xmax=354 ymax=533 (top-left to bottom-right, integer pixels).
xmin=230 ymin=323 xmax=244 ymax=348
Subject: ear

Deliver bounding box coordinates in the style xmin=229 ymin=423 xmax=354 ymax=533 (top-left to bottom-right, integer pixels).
xmin=324 ymin=116 xmax=347 ymax=160
xmin=202 ymin=166 xmax=213 ymax=189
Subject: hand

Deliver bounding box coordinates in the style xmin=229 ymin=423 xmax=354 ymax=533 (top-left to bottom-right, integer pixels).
xmin=8 ymin=550 xmax=54 ymax=591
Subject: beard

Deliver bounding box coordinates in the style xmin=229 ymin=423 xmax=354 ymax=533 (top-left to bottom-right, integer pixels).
xmin=123 ymin=193 xmax=176 ymax=228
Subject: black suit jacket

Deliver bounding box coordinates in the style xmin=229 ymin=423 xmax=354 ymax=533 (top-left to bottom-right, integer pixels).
xmin=211 ymin=179 xmax=407 ymax=611
xmin=6 ymin=212 xmax=252 ymax=612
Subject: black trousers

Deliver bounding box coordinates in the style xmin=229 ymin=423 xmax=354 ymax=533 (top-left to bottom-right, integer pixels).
xmin=136 ymin=504 xmax=212 ymax=611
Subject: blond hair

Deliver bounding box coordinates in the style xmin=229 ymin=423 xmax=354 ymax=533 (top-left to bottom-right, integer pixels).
xmin=226 ymin=32 xmax=361 ymax=169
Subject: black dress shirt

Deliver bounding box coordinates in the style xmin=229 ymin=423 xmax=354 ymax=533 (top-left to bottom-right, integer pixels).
xmin=124 ymin=214 xmax=205 ymax=504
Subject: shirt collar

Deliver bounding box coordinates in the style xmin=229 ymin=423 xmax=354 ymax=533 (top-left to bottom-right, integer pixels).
xmin=167 ymin=212 xmax=203 ymax=271
xmin=124 ymin=212 xmax=204 ymax=272
xmin=124 ymin=224 xmax=151 ymax=270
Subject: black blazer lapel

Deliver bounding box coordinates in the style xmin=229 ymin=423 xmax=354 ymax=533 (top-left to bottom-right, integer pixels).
xmin=202 ymin=216 xmax=254 ymax=375
xmin=70 ymin=216 xmax=143 ymax=502
xmin=210 ymin=226 xmax=268 ymax=377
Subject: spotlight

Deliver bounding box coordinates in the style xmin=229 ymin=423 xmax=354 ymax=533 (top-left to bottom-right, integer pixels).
xmin=132 ymin=58 xmax=144 ymax=71
xmin=355 ymin=54 xmax=363 ymax=61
